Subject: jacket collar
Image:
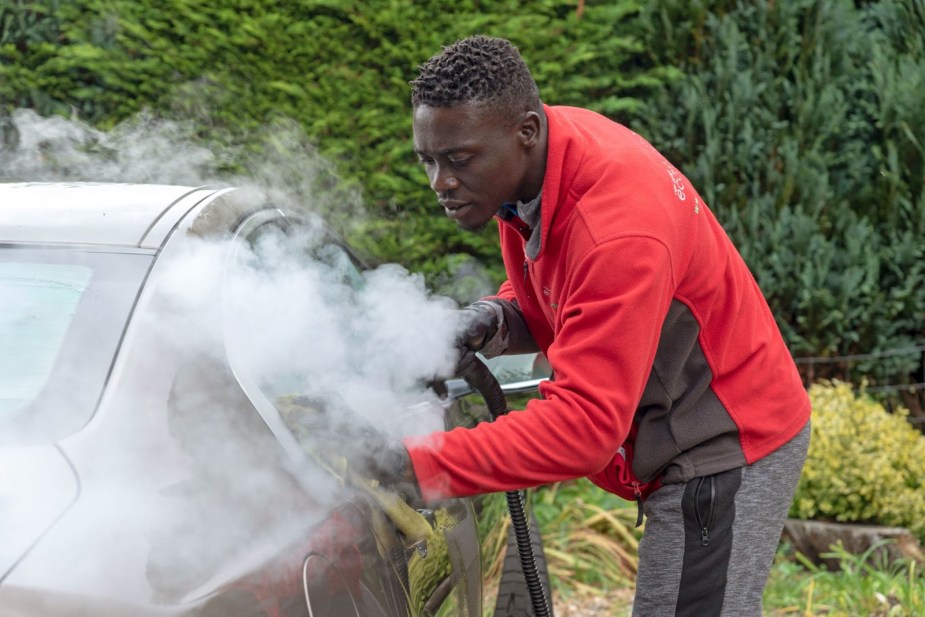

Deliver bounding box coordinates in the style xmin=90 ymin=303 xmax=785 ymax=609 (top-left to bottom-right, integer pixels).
xmin=533 ymin=104 xmax=582 ymax=260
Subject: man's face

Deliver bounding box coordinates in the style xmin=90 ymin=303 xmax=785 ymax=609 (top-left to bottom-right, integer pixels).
xmin=412 ymin=103 xmax=538 ymax=231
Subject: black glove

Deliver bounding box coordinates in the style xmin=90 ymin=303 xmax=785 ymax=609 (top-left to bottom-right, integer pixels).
xmin=458 ymin=301 xmax=502 ymax=351
xmin=455 ymin=301 xmax=506 ymax=376
xmin=353 ymin=429 xmax=421 ymax=503
xmin=276 ymin=394 xmax=421 ymax=503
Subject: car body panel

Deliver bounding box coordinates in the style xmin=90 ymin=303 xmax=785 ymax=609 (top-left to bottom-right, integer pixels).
xmin=0 ymin=182 xmax=482 ymax=616
xmin=0 ymin=445 xmax=78 ymax=580
xmin=0 ymin=183 xmax=213 ymax=249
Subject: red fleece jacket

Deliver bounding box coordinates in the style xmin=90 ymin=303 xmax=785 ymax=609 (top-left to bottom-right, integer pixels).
xmin=404 ymin=105 xmax=810 ymax=502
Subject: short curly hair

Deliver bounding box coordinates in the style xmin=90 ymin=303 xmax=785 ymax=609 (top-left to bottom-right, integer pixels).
xmin=410 ymin=36 xmax=541 ymax=125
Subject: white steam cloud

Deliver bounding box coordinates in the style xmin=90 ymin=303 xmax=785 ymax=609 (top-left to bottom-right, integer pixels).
xmin=2 ymin=107 xmax=459 ymax=416
xmin=159 ymin=230 xmax=459 ymax=438
xmin=0 ymin=108 xmax=463 ymax=607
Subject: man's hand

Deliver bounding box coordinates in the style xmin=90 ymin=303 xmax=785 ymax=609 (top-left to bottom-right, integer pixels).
xmin=458 ymin=301 xmax=502 ymax=352
xmin=276 ymin=394 xmax=421 ymax=503
xmin=455 ymin=301 xmax=508 ymax=377
xmin=355 ymin=434 xmax=421 ymax=503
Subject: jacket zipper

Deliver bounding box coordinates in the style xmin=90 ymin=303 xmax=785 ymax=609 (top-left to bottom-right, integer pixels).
xmin=695 ymin=476 xmax=716 ymax=546
xmin=632 ymin=481 xmax=644 ymax=528
xmin=496 ymin=214 xmax=533 ymax=300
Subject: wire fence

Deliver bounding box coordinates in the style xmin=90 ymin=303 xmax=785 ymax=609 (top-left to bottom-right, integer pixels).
xmin=793 ymin=343 xmax=925 ymax=425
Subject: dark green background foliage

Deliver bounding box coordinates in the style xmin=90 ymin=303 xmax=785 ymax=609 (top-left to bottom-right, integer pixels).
xmin=2 ymin=0 xmax=924 ymax=391
xmin=634 ymin=0 xmax=925 ymax=389
xmin=0 ymin=0 xmax=671 ymax=294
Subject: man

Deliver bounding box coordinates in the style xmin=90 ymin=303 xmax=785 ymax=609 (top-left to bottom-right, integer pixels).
xmin=399 ymin=35 xmax=811 ymax=616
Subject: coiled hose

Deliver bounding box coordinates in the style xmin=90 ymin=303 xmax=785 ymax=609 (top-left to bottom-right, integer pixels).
xmin=462 ymin=357 xmax=551 ymax=617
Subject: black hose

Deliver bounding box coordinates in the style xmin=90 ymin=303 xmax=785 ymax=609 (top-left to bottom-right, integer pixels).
xmin=463 ymin=357 xmax=551 ymax=617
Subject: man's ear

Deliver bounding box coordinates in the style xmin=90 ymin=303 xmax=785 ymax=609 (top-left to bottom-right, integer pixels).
xmin=518 ymin=111 xmax=543 ymax=150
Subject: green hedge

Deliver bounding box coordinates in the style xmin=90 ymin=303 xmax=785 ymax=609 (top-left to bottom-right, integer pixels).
xmin=635 ymin=0 xmax=925 ymax=388
xmin=0 ymin=0 xmax=672 ymax=299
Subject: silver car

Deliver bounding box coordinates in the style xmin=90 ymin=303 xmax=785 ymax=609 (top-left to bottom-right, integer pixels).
xmin=0 ymin=182 xmax=550 ymax=617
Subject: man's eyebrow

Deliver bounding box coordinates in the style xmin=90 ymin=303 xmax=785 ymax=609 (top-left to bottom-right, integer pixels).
xmin=414 ymin=147 xmax=467 ymax=156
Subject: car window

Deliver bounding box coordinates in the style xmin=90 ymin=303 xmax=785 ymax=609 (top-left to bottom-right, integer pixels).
xmin=239 ymin=220 xmax=366 ymax=402
xmin=245 ymin=218 xmax=365 ymax=291
xmin=0 ymin=248 xmax=152 ymax=442
xmin=313 ymin=243 xmax=365 ymax=290
xmin=0 ymin=263 xmax=92 ymax=413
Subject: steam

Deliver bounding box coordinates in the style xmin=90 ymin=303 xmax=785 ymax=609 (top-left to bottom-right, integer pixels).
xmin=0 ymin=109 xmax=461 ymax=604
xmin=159 ymin=229 xmax=459 ymax=437
xmin=1 ymin=108 xmax=364 ymax=232
xmin=1 ymin=109 xmax=217 ymax=185
xmin=2 ymin=107 xmax=459 ymax=415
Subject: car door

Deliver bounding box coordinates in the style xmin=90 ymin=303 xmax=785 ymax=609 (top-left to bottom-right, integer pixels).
xmin=221 ymin=204 xmax=482 ymax=617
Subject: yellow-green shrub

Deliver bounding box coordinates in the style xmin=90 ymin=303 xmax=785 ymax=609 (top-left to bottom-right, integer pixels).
xmin=791 ymin=381 xmax=925 ymax=542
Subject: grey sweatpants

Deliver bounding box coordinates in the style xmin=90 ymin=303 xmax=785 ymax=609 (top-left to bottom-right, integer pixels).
xmin=632 ymin=421 xmax=810 ymax=617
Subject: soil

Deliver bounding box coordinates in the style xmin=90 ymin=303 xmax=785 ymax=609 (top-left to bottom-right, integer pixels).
xmin=551 ymin=588 xmax=635 ymax=617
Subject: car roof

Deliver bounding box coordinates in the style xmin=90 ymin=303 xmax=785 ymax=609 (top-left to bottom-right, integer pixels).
xmin=0 ymin=182 xmax=224 ymax=249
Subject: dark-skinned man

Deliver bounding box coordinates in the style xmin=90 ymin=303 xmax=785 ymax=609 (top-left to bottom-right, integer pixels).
xmin=387 ymin=35 xmax=810 ymax=617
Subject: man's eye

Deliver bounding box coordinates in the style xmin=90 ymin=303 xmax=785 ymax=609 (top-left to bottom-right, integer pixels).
xmin=418 ymin=157 xmax=434 ymax=166
xmin=449 ymin=158 xmax=470 ymax=168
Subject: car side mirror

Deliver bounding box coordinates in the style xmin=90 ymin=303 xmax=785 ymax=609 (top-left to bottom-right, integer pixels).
xmin=444 ymin=353 xmax=551 ymax=400
xmin=482 ymin=352 xmax=552 ymax=394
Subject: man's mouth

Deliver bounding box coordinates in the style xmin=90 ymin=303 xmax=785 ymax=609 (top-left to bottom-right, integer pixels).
xmin=442 ymin=203 xmax=471 ymax=219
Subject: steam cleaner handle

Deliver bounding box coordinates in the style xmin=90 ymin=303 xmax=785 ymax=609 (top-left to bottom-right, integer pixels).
xmin=462 ymin=356 xmax=508 ymax=420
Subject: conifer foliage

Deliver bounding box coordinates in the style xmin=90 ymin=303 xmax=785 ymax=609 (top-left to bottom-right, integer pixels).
xmin=636 ymin=0 xmax=925 ymax=394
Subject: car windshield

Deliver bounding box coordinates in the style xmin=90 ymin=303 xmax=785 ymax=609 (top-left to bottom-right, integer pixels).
xmin=0 ymin=247 xmax=152 ymax=442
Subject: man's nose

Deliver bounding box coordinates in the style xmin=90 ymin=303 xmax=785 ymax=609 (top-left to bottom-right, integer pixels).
xmin=429 ymin=165 xmax=459 ymax=193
